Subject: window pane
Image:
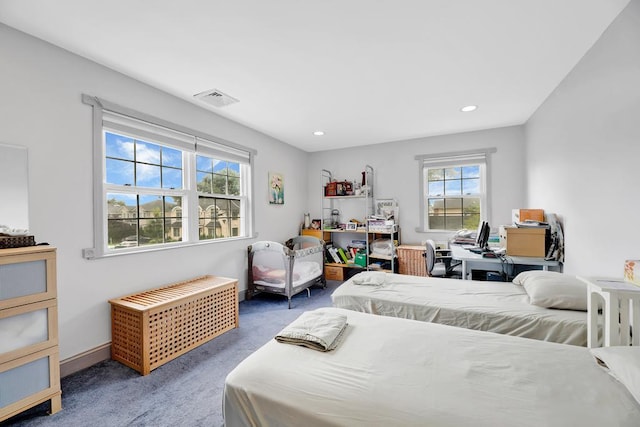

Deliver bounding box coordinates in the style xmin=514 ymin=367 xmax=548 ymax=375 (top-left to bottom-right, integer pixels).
xmin=428 ymin=168 xmax=444 ymax=181
xmin=162 ymin=167 xmax=182 ymax=189
xmin=106 ymin=158 xmax=134 ymax=186
xmin=136 ymin=140 xmax=161 ymax=165
xmin=428 ymin=181 xmax=444 ymax=196
xmin=108 ymin=220 xmax=138 ymax=248
xmin=228 ymin=176 xmax=240 ymax=196
xmin=105 ymin=132 xmax=134 ymax=160
xmin=165 ymin=196 xmax=182 ymax=218
xmin=196 ymin=155 xmax=213 ymax=172
xmin=230 ymin=200 xmax=240 ymax=217
xmin=213 ymin=160 xmax=228 ymax=173
xmin=462 ymin=177 xmax=480 ymax=194
xmin=161 ymin=146 xmax=182 ymax=168
xmin=444 ymin=180 xmax=461 ymax=195
xmin=211 ymin=173 xmax=228 ymax=194
xmin=136 ymin=164 xmax=161 ymax=188
xmin=428 ymin=215 xmax=445 ymax=230
xmin=228 ymin=162 xmax=240 ymax=174
xmin=445 ymin=216 xmax=463 ymax=230
xmin=197 ymin=172 xmax=212 ymax=193
xmin=443 ymin=198 xmax=463 ymax=231
xmin=216 ymin=199 xmax=230 ymax=218
xmin=139 ymin=218 xmax=163 ymax=245
xmin=107 ymin=193 xmax=136 ymax=218
xmin=165 ymin=219 xmax=182 ymax=242
xmin=428 ymin=198 xmax=444 ymax=215
xmin=462 ymin=165 xmax=480 ymax=178
xmin=444 ymin=167 xmax=461 ymax=179
xmin=216 ymin=218 xmax=231 ymax=239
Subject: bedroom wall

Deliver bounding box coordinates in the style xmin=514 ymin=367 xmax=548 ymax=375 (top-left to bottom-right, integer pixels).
xmin=307 ymin=125 xmax=527 ymax=247
xmin=0 ymin=24 xmax=310 ymax=360
xmin=525 ymin=0 xmax=640 ymax=276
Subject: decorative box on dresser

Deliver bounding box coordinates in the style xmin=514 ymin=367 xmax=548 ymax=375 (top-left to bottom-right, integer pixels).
xmin=0 ymin=246 xmax=61 ymax=422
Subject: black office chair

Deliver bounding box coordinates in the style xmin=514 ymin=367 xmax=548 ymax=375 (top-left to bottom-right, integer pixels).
xmin=425 ymin=240 xmax=462 ymax=279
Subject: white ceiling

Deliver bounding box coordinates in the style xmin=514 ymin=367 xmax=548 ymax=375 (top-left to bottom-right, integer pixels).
xmin=0 ymin=0 xmax=630 ymax=152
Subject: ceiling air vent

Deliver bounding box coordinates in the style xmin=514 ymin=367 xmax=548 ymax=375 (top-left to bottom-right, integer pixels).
xmin=193 ymin=89 xmax=239 ymax=108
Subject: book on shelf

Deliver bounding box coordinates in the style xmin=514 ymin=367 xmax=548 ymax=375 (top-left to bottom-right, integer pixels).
xmin=328 ymin=247 xmax=343 ymax=264
xmin=337 ymin=247 xmax=350 ymax=263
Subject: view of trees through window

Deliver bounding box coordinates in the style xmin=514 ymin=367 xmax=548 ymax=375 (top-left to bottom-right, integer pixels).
xmin=427 ymin=165 xmax=481 ymax=230
xmin=104 ymin=131 xmax=244 ymax=250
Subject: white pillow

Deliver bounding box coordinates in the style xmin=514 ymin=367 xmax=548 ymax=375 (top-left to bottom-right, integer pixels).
xmin=512 ymin=270 xmax=588 ymax=311
xmin=591 ymin=346 xmax=640 ymax=405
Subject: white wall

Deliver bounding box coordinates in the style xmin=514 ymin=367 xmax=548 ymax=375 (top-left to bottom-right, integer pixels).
xmin=525 ymin=0 xmax=640 ymax=276
xmin=0 ymin=24 xmax=309 ymax=360
xmin=307 ymin=126 xmax=527 ymax=247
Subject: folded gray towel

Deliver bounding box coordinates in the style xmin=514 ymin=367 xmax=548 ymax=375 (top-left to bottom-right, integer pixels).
xmin=275 ymin=310 xmax=347 ymax=351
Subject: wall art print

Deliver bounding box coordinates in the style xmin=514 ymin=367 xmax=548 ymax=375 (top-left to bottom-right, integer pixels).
xmin=269 ymin=172 xmax=284 ymax=204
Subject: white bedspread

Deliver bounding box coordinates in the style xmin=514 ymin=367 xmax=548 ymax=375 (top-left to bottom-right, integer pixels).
xmin=332 ymin=272 xmax=588 ymax=345
xmin=224 ymin=308 xmax=640 ymax=427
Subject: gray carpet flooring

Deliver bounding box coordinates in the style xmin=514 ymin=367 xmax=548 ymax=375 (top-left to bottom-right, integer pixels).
xmin=2 ymin=280 xmax=342 ymax=427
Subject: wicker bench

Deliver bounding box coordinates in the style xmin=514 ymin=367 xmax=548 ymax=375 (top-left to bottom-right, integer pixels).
xmin=109 ymin=275 xmax=238 ymax=375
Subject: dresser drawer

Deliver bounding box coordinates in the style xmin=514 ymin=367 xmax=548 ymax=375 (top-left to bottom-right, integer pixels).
xmin=0 ymin=347 xmax=61 ymax=421
xmin=0 ymin=247 xmax=56 ymax=309
xmin=0 ymin=300 xmax=58 ymax=364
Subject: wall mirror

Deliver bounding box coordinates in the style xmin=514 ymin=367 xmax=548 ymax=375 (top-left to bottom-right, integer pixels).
xmin=0 ymin=143 xmax=29 ymax=230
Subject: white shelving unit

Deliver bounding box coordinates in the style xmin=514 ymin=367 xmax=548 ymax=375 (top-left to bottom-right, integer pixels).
xmin=320 ymin=166 xmax=399 ymax=278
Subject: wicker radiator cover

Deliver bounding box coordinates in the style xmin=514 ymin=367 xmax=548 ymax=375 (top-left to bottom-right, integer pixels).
xmin=109 ymin=275 xmax=238 ymax=375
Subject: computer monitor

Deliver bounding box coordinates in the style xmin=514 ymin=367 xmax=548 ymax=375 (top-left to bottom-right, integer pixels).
xmin=478 ymin=222 xmax=490 ymax=249
xmin=475 ymin=221 xmax=486 ymax=247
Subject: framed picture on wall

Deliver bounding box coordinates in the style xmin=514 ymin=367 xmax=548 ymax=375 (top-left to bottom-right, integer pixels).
xmin=269 ymin=172 xmax=284 ymax=204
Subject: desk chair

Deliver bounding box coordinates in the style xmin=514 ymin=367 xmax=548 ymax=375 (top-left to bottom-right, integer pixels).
xmin=425 ymin=240 xmax=462 ymax=278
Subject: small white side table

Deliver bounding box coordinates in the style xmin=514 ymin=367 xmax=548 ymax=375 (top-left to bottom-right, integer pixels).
xmin=578 ymin=276 xmax=640 ymax=348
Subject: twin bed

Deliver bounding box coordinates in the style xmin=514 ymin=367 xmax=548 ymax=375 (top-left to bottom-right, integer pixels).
xmin=225 ymin=307 xmax=640 ymax=426
xmin=332 ymin=270 xmax=591 ymax=346
xmin=225 ymin=269 xmax=639 ymax=425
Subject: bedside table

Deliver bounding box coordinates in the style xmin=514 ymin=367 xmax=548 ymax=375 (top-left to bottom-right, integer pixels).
xmin=578 ymin=276 xmax=640 ymax=348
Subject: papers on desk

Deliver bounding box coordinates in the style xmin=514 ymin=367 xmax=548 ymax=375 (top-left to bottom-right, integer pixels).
xmin=515 ymin=220 xmax=549 ymax=228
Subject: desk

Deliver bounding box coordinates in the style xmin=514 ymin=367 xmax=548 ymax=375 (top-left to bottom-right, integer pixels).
xmin=578 ymin=276 xmax=640 ymax=348
xmin=450 ymin=245 xmax=561 ymax=280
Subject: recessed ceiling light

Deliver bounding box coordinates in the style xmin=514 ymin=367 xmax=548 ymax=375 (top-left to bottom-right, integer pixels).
xmin=460 ymin=105 xmax=477 ymax=112
xmin=313 ymin=131 xmax=325 ymax=136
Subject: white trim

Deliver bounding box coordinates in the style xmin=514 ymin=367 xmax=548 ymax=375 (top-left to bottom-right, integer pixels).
xmin=416 ymin=148 xmax=496 ymax=233
xmin=82 ymin=94 xmax=257 ymax=259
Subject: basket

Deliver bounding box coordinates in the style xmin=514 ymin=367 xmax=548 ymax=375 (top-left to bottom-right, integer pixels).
xmin=0 ymin=235 xmax=35 ymax=249
xmin=397 ymin=245 xmax=427 ymax=276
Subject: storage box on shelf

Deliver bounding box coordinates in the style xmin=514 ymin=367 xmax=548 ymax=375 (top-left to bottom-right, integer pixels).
xmin=0 ymin=246 xmax=61 ymax=422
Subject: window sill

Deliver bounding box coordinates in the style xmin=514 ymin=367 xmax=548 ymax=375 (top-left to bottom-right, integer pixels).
xmin=83 ymin=234 xmax=258 ymax=260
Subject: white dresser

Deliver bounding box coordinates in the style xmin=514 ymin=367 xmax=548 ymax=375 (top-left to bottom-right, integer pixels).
xmin=0 ymin=246 xmax=61 ymax=422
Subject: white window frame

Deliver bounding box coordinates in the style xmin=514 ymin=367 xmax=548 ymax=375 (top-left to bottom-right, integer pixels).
xmin=82 ymin=94 xmax=256 ymax=258
xmin=415 ymin=148 xmax=496 ymax=233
